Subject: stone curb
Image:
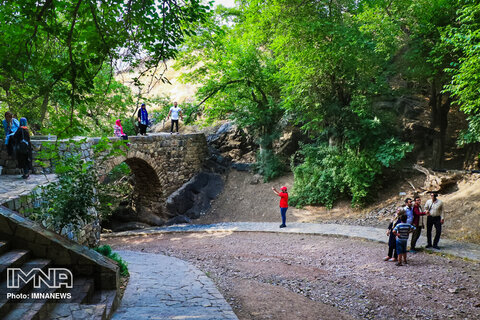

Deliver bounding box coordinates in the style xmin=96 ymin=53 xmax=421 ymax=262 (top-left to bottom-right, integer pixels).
xmin=102 ymin=222 xmax=480 ymax=262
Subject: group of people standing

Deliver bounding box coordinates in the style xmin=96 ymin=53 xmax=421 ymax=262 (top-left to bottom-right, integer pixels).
xmin=113 ymin=102 xmax=184 ymax=139
xmin=2 ymin=111 xmax=33 ymax=179
xmin=385 ymin=192 xmax=445 ymax=266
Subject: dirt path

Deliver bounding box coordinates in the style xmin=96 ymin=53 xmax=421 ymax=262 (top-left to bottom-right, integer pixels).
xmin=105 ymin=170 xmax=480 ymax=319
xmin=105 ymin=232 xmax=480 ymax=320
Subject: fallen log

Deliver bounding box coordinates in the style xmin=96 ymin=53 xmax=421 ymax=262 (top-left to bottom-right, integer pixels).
xmin=413 ymin=164 xmax=463 ymax=192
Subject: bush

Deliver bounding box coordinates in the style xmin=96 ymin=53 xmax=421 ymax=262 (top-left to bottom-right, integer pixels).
xmin=30 ymin=138 xmax=129 ymax=239
xmin=94 ymin=245 xmax=129 ymax=276
xmin=30 ymin=152 xmax=98 ymax=233
xmin=290 ymin=140 xmax=412 ymax=208
xmin=253 ymin=148 xmax=286 ymax=182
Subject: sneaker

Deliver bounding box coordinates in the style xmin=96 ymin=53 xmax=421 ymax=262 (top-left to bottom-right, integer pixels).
xmin=383 ymin=256 xmax=391 ymax=261
xmin=409 ymin=249 xmax=417 ymax=253
xmin=396 ymin=262 xmax=403 ymax=266
xmin=279 ymin=224 xmax=286 ymax=228
xmin=433 ymin=246 xmax=440 ymax=250
xmin=388 ymin=258 xmax=397 ymax=262
xmin=425 ymin=245 xmax=433 ymax=248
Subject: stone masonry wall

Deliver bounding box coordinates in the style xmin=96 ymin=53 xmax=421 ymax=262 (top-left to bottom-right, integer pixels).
xmin=0 ymin=133 xmax=208 ymax=236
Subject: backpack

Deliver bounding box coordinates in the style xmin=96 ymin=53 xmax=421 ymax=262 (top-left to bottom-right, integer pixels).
xmin=16 ymin=129 xmax=29 ymax=155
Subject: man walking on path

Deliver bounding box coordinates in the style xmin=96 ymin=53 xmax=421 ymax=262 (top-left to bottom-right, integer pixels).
xmin=167 ymin=102 xmax=183 ymax=134
xmin=425 ymin=192 xmax=444 ymax=249
xmin=272 ymin=186 xmax=288 ymax=228
xmin=411 ymin=196 xmax=427 ymax=252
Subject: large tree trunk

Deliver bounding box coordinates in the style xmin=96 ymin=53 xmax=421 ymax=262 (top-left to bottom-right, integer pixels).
xmin=430 ymin=79 xmax=451 ymax=168
xmin=39 ymin=91 xmax=50 ymax=127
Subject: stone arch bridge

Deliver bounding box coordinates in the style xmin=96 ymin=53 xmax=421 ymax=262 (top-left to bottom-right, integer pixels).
xmin=0 ymin=133 xmax=208 ymax=222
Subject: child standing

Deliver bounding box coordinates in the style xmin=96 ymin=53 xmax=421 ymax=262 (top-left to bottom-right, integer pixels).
xmin=393 ymin=214 xmax=416 ymax=266
xmin=384 ymin=208 xmax=405 ymax=262
xmin=272 ymin=186 xmax=288 ymax=228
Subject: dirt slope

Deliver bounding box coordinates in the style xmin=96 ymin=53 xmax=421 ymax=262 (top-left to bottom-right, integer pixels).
xmin=195 ymin=170 xmax=480 ymax=244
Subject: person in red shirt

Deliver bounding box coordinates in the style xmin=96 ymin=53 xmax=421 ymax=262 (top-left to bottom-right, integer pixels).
xmin=411 ymin=196 xmax=427 ymax=252
xmin=272 ymin=186 xmax=288 ymax=228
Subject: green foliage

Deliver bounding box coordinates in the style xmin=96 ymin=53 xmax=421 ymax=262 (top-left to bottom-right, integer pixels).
xmin=0 ymin=0 xmax=210 ymax=136
xmin=30 ymin=151 xmax=98 ymax=233
xmin=443 ymin=1 xmax=480 ymax=144
xmin=30 ymin=137 xmax=128 ymax=238
xmin=97 ymin=162 xmax=133 ymax=220
xmin=254 ymin=149 xmax=285 ymax=182
xmin=94 ymin=245 xmax=129 ymax=276
xmin=176 ymin=6 xmax=285 ymax=177
xmin=291 ymin=139 xmax=412 ymax=208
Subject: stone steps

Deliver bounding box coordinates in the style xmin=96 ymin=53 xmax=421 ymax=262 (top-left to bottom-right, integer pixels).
xmin=0 ymin=239 xmax=119 ymax=320
xmin=0 ymin=255 xmax=50 ymax=315
xmin=0 ymin=249 xmax=31 ymax=280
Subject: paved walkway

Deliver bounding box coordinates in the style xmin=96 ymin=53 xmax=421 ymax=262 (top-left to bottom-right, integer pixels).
xmin=0 ymin=174 xmax=56 ymax=204
xmin=112 ymin=250 xmax=238 ymax=320
xmin=103 ymin=222 xmax=480 ymax=262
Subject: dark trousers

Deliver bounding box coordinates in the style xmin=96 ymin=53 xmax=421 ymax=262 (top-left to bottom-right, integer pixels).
xmin=139 ymin=123 xmax=147 ymax=135
xmin=427 ymin=216 xmax=442 ymax=246
xmin=171 ymin=119 xmax=179 ymax=132
xmin=410 ymin=226 xmax=422 ymax=249
xmin=280 ymin=207 xmax=287 ymax=225
xmin=6 ymin=141 xmax=13 ymax=156
xmin=388 ymin=246 xmax=398 ymax=259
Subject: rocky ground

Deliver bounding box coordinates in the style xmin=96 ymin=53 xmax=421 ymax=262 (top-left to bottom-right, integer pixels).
xmin=106 ymin=232 xmax=480 ymax=320
xmin=105 ymin=164 xmax=480 ymax=319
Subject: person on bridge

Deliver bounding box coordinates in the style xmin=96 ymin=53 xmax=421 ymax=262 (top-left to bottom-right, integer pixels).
xmin=272 ymin=186 xmax=288 ymax=228
xmin=114 ymin=119 xmax=129 ymax=140
xmin=2 ymin=111 xmax=20 ymax=156
xmin=167 ymin=101 xmax=183 ymax=134
xmin=12 ymin=117 xmax=33 ymax=179
xmin=137 ymin=103 xmax=149 ymax=135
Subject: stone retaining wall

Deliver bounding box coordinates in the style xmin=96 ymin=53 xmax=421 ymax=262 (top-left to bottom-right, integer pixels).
xmin=0 ymin=133 xmax=208 ymax=241
xmin=0 ymin=205 xmax=119 ymax=289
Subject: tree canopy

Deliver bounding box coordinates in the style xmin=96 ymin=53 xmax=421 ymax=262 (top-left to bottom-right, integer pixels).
xmin=0 ymin=0 xmax=210 ymax=136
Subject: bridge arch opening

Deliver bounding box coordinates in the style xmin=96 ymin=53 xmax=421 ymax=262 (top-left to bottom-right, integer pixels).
xmin=100 ymin=156 xmax=165 ymax=228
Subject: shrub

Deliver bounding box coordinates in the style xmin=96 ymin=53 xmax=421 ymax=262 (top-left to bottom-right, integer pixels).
xmin=94 ymin=245 xmax=129 ymax=276
xmin=30 ymin=138 xmax=129 ymax=240
xmin=254 ymin=148 xmax=286 ymax=182
xmin=290 ymin=140 xmax=412 ymax=208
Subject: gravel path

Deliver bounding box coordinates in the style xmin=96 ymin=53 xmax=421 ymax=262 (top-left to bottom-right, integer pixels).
xmin=104 ymin=230 xmax=480 ymax=320
xmin=103 ymin=222 xmax=480 ymax=262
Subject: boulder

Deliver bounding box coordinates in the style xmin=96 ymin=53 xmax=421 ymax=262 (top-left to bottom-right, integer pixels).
xmin=166 ymin=172 xmax=224 ymax=220
xmin=166 ymin=215 xmax=191 ymax=226
xmin=110 ymin=221 xmax=152 ymax=232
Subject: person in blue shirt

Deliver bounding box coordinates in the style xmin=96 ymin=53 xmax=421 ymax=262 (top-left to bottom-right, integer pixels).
xmin=2 ymin=111 xmax=20 ymax=156
xmin=404 ymin=197 xmax=414 ymax=225
xmin=137 ymin=103 xmax=149 ymax=135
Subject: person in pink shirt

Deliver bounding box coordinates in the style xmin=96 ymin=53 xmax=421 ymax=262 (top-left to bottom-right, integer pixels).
xmin=272 ymin=186 xmax=288 ymax=228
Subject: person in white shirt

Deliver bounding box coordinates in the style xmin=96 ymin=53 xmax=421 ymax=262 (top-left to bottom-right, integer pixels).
xmin=167 ymin=102 xmax=183 ymax=134
xmin=424 ymin=192 xmax=445 ymax=249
